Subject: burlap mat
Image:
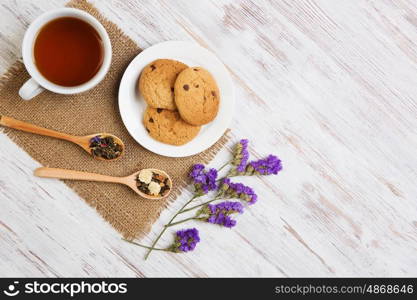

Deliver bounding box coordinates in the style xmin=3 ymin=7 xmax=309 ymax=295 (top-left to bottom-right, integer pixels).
xmin=0 ymin=0 xmax=229 ymax=239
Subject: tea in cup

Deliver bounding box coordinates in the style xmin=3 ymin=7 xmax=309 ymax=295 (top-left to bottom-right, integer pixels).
xmin=19 ymin=8 xmax=112 ymax=100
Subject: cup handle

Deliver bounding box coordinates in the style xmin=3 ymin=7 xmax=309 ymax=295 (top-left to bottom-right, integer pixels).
xmin=19 ymin=78 xmax=44 ymax=100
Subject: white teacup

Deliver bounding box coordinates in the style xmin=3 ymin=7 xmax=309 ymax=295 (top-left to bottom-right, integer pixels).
xmin=19 ymin=8 xmax=112 ymax=100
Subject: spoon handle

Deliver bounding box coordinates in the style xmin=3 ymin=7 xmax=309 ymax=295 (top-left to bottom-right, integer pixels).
xmin=0 ymin=116 xmax=77 ymax=142
xmin=34 ymin=167 xmax=124 ymax=184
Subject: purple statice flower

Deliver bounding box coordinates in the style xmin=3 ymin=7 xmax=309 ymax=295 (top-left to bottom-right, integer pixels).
xmin=198 ymin=201 xmax=243 ymax=228
xmin=220 ymin=178 xmax=258 ymax=205
xmin=90 ymin=135 xmax=101 ymax=144
xmin=206 ymin=168 xmax=218 ymax=191
xmin=230 ymin=139 xmax=249 ymax=175
xmin=189 ymin=164 xmax=206 ymax=184
xmin=170 ymin=228 xmax=200 ymax=253
xmin=189 ymin=164 xmax=218 ymax=195
xmin=246 ymin=154 xmax=282 ymax=176
xmin=209 ymin=213 xmax=236 ymax=228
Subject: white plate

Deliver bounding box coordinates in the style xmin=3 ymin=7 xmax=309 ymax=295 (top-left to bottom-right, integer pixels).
xmin=118 ymin=41 xmax=235 ymax=157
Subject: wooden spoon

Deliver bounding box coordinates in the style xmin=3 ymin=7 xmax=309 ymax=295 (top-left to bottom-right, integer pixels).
xmin=0 ymin=116 xmax=124 ymax=161
xmin=34 ymin=167 xmax=172 ymax=200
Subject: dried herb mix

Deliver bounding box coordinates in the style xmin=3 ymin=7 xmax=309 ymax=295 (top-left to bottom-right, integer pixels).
xmin=136 ymin=169 xmax=171 ymax=197
xmin=89 ymin=135 xmax=123 ymax=160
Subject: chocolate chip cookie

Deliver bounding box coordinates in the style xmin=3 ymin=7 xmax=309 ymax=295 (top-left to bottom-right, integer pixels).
xmin=143 ymin=107 xmax=201 ymax=146
xmin=139 ymin=59 xmax=188 ymax=110
xmin=174 ymin=67 xmax=220 ymax=125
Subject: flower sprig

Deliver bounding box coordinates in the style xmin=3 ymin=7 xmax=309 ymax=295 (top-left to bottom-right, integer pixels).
xmin=123 ymin=139 xmax=282 ymax=259
xmin=189 ymin=164 xmax=218 ymax=195
xmin=198 ymin=201 xmax=244 ymax=228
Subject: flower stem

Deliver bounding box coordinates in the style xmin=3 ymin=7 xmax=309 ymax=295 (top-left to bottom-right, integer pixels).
xmin=122 ymin=239 xmax=169 ymax=251
xmin=218 ymin=160 xmax=231 ymax=172
xmin=179 ymin=196 xmax=222 ymax=214
xmin=144 ymin=194 xmax=200 ymax=260
xmin=165 ymin=217 xmax=203 ymax=227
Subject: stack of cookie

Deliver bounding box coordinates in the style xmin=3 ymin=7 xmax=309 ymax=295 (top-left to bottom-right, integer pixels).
xmin=139 ymin=59 xmax=220 ymax=146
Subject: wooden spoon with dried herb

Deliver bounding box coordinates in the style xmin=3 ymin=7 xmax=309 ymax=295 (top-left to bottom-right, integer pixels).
xmin=0 ymin=116 xmax=124 ymax=161
xmin=34 ymin=167 xmax=172 ymax=200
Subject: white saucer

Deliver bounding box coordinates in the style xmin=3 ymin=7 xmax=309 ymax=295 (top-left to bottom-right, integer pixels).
xmin=118 ymin=41 xmax=235 ymax=157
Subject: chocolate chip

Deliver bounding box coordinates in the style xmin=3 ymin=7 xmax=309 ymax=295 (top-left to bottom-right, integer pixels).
xmin=193 ymin=68 xmax=199 ymax=71
xmin=157 ymin=108 xmax=163 ymax=113
xmin=183 ymin=84 xmax=189 ymax=91
xmin=146 ymin=127 xmax=150 ymax=133
xmin=194 ymin=84 xmax=199 ymax=88
xmin=171 ymin=87 xmax=174 ymax=92
xmin=149 ymin=118 xmax=154 ymax=123
xmin=211 ymin=91 xmax=216 ymax=97
xmin=150 ymin=65 xmax=156 ymax=71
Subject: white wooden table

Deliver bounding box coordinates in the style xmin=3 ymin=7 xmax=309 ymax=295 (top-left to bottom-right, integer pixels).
xmin=1 ymin=0 xmax=417 ymax=277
